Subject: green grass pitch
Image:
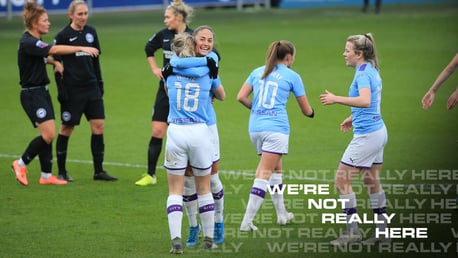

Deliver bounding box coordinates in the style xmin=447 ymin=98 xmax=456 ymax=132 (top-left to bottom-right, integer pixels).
xmin=0 ymin=3 xmax=457 ymax=257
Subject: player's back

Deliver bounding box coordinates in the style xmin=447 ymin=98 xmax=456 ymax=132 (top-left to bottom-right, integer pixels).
xmin=166 ymin=74 xmax=212 ymax=125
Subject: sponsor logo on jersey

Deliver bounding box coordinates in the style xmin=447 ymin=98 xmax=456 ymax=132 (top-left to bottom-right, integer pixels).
xmin=69 ymin=36 xmax=78 ymax=42
xmin=164 ymin=50 xmax=173 ymax=59
xmin=36 ymin=108 xmax=46 ymax=118
xmin=75 ymin=52 xmax=91 ymax=57
xmin=35 ymin=40 xmax=48 ymax=48
xmin=85 ymin=33 xmax=94 ymax=43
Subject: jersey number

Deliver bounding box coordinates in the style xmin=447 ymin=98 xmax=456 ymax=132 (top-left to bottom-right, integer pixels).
xmin=174 ymin=82 xmax=200 ymax=112
xmin=256 ymin=80 xmax=278 ymax=109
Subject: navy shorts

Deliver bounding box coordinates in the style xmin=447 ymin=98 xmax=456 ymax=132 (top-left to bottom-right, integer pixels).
xmin=60 ymin=86 xmax=105 ymax=126
xmin=20 ymin=86 xmax=55 ymax=127
xmin=152 ymin=81 xmax=169 ymax=122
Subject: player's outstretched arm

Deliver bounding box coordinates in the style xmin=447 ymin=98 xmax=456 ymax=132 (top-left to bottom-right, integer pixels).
xmin=447 ymin=86 xmax=458 ymax=110
xmin=422 ymin=53 xmax=458 ymax=110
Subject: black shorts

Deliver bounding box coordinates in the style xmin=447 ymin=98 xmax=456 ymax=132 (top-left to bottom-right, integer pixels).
xmin=20 ymin=86 xmax=55 ymax=127
xmin=60 ymin=86 xmax=105 ymax=126
xmin=152 ymin=81 xmax=169 ymax=122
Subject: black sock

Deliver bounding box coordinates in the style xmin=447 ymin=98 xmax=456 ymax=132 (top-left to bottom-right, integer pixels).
xmin=38 ymin=141 xmax=53 ymax=173
xmin=56 ymin=134 xmax=69 ymax=174
xmin=147 ymin=137 xmax=162 ymax=176
xmin=91 ymin=134 xmax=104 ymax=174
xmin=21 ymin=136 xmax=47 ymax=165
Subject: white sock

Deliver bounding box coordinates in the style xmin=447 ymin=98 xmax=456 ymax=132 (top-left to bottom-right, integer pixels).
xmin=18 ymin=158 xmax=26 ymax=167
xmin=211 ymin=173 xmax=224 ymax=223
xmin=183 ymin=176 xmax=198 ymax=227
xmin=198 ymin=192 xmax=215 ymax=238
xmin=167 ymin=195 xmax=183 ymax=240
xmin=369 ymin=191 xmax=387 ymax=231
xmin=41 ymin=172 xmax=51 ymax=179
xmin=340 ymin=192 xmax=358 ymax=231
xmin=269 ymin=173 xmax=287 ymax=217
xmin=241 ymin=178 xmax=268 ymax=226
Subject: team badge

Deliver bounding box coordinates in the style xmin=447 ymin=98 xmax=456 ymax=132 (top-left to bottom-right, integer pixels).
xmin=36 ymin=108 xmax=46 ymax=118
xmin=85 ymin=33 xmax=94 ymax=43
xmin=62 ymin=111 xmax=71 ymax=122
xmin=35 ymin=40 xmax=48 ymax=48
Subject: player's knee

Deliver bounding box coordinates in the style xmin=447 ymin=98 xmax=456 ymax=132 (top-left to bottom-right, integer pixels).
xmin=334 ymin=177 xmax=351 ymax=193
xmin=152 ymin=127 xmax=166 ymax=138
xmin=90 ymin=120 xmax=104 ymax=134
xmin=42 ymin=131 xmax=56 ymax=144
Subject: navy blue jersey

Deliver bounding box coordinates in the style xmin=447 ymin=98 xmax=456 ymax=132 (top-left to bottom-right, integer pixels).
xmin=144 ymin=26 xmax=193 ymax=66
xmin=54 ymin=24 xmax=101 ymax=88
xmin=17 ymin=32 xmax=52 ymax=88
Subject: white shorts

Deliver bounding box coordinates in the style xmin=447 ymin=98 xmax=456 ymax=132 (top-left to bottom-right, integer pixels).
xmin=164 ymin=123 xmax=213 ymax=176
xmin=341 ymin=125 xmax=388 ymax=168
xmin=249 ymin=132 xmax=289 ymax=155
xmin=208 ymin=124 xmax=220 ymax=163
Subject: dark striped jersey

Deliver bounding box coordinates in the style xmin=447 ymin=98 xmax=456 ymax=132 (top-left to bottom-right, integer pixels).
xmin=144 ymin=26 xmax=193 ymax=66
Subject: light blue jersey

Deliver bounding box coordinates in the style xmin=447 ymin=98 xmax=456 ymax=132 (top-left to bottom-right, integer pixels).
xmin=170 ymin=51 xmax=219 ymax=70
xmin=166 ymin=74 xmax=218 ymax=125
xmin=170 ymin=52 xmax=221 ymax=126
xmin=246 ymin=64 xmax=306 ymax=135
xmin=349 ymin=62 xmax=384 ymax=134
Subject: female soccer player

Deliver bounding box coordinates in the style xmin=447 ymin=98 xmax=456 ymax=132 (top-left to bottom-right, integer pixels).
xmin=319 ymin=33 xmax=389 ymax=245
xmin=169 ymin=26 xmax=226 ymax=246
xmin=237 ymin=40 xmax=314 ymax=231
xmin=54 ymin=0 xmax=117 ymax=181
xmin=13 ymin=1 xmax=98 ymax=186
xmin=138 ymin=0 xmax=194 ymax=186
xmin=164 ymin=33 xmax=225 ymax=254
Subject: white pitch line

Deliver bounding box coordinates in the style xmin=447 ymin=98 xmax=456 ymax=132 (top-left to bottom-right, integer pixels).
xmin=1 ymin=153 xmax=455 ymax=191
xmin=1 ymin=153 xmax=148 ymax=169
xmin=0 ymin=153 xmax=336 ymax=182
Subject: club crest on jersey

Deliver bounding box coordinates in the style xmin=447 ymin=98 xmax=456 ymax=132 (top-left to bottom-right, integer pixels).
xmin=62 ymin=111 xmax=71 ymax=122
xmin=35 ymin=40 xmax=48 ymax=48
xmin=85 ymin=33 xmax=94 ymax=43
xmin=36 ymin=108 xmax=47 ymax=118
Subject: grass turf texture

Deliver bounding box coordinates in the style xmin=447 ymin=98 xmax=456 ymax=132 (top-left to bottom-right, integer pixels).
xmin=0 ymin=3 xmax=457 ymax=257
